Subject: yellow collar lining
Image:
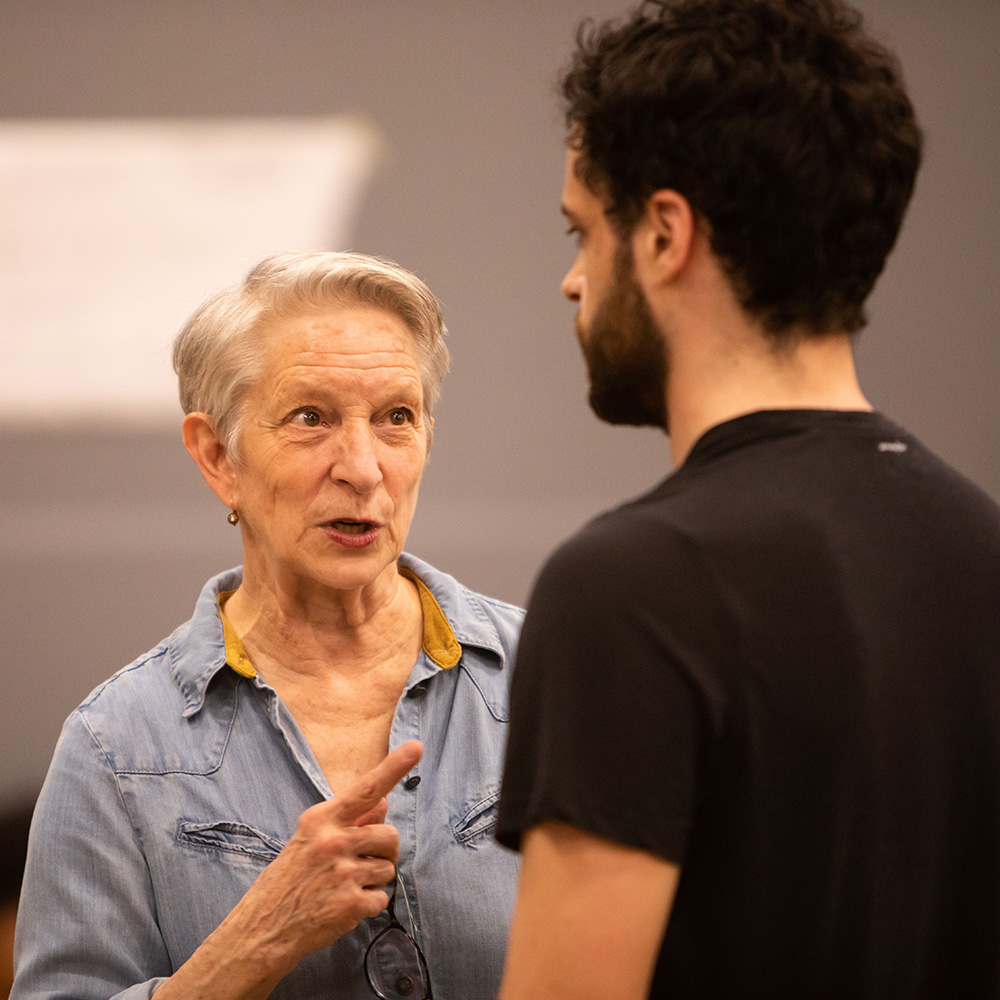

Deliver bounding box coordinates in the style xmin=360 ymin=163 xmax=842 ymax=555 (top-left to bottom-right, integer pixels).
xmin=218 ymin=590 xmax=256 ymax=678
xmin=398 ymin=566 xmax=463 ymax=669
xmin=217 ymin=571 xmax=462 ymax=679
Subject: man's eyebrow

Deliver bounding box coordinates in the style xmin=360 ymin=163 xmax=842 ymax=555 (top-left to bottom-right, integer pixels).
xmin=560 ymin=204 xmax=579 ymax=223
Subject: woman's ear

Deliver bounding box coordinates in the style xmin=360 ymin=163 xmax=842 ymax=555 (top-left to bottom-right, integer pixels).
xmin=631 ymin=188 xmax=696 ymax=289
xmin=182 ymin=413 xmax=239 ymax=509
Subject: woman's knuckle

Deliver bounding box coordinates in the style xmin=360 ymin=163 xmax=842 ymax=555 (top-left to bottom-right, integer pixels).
xmin=354 ymin=775 xmax=379 ymax=801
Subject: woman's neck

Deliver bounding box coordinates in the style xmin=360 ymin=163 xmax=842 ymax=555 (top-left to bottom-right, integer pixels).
xmin=223 ymin=563 xmax=424 ymax=681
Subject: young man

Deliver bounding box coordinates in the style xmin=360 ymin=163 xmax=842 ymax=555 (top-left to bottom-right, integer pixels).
xmin=495 ymin=2 xmax=1000 ymax=998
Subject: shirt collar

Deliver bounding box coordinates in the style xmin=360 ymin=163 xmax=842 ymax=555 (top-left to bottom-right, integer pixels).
xmin=398 ymin=551 xmax=511 ymax=665
xmin=166 ymin=566 xmax=241 ymax=719
xmin=168 ymin=555 xmax=509 ymax=717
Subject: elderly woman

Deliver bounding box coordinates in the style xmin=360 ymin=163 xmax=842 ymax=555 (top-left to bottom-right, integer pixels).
xmin=13 ymin=252 xmax=522 ymax=1000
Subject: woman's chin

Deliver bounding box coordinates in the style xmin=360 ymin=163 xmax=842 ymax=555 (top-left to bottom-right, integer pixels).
xmin=303 ymin=551 xmax=403 ymax=596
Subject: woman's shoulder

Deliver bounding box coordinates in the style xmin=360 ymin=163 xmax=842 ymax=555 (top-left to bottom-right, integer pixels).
xmin=69 ymin=568 xmax=242 ymax=747
xmin=74 ymin=636 xmax=177 ymax=721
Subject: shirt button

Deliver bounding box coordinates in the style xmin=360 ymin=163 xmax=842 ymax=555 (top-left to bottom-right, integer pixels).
xmin=410 ymin=683 xmax=428 ymax=698
xmin=404 ymin=775 xmax=421 ymax=791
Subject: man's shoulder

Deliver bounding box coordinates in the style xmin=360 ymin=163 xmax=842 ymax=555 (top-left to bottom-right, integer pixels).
xmin=565 ymin=472 xmax=715 ymax=548
xmin=531 ymin=487 xmax=710 ymax=609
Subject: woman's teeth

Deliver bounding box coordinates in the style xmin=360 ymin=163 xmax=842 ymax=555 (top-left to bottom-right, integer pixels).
xmin=331 ymin=520 xmax=370 ymax=534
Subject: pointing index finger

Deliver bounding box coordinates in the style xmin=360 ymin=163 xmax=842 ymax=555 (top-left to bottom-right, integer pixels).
xmin=332 ymin=740 xmax=424 ymax=826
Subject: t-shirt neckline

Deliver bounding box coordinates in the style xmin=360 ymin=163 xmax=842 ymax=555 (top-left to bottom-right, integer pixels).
xmin=684 ymin=408 xmax=891 ymax=469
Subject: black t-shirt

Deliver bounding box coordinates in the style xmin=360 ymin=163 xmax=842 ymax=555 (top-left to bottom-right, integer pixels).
xmin=497 ymin=410 xmax=1000 ymax=999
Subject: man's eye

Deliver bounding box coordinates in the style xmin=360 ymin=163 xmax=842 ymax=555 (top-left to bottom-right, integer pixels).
xmin=388 ymin=408 xmax=413 ymax=426
xmin=565 ymin=225 xmax=581 ymax=244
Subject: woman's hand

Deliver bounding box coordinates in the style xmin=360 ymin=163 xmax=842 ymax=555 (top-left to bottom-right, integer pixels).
xmin=153 ymin=740 xmax=424 ymax=1000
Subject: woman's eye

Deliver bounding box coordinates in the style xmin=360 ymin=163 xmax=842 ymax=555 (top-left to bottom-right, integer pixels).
xmin=388 ymin=408 xmax=413 ymax=426
xmin=292 ymin=408 xmax=323 ymax=427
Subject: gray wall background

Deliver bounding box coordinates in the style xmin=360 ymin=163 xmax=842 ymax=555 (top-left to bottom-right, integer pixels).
xmin=1 ymin=0 xmax=998 ymax=806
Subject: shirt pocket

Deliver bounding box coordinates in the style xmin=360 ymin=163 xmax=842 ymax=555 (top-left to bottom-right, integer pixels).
xmin=175 ymin=820 xmax=285 ymax=863
xmin=452 ymin=788 xmax=501 ymax=848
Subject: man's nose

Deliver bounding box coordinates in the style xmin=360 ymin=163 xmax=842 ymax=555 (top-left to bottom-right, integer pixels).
xmin=561 ymin=262 xmax=583 ymax=303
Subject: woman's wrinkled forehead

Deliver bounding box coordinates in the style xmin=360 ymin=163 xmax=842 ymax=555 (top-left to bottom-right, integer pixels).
xmin=239 ymin=307 xmax=433 ymax=440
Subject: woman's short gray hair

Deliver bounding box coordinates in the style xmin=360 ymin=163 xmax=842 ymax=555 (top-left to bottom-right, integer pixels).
xmin=172 ymin=250 xmax=450 ymax=456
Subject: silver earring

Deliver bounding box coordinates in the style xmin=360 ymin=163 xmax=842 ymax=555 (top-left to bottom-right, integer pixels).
xmin=227 ymin=510 xmax=240 ymax=526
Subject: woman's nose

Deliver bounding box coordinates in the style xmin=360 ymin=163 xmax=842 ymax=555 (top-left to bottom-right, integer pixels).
xmin=331 ymin=425 xmax=384 ymax=494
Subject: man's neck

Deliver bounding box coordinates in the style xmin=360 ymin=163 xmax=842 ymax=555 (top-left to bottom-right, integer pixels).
xmin=630 ymin=218 xmax=871 ymax=466
xmin=666 ymin=329 xmax=871 ymax=466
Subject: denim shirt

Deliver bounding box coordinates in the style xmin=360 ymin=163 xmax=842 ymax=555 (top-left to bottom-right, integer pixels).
xmin=13 ymin=553 xmax=523 ymax=1000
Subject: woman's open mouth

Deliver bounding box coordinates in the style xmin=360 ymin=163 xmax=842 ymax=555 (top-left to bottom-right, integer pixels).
xmin=330 ymin=519 xmax=373 ymax=534
xmin=321 ymin=519 xmax=382 ymax=548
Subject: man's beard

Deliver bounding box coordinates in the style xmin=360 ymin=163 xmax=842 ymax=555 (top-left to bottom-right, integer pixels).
xmin=576 ymin=242 xmax=668 ymax=430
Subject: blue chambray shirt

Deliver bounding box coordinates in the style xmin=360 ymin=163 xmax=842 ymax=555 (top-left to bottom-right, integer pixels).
xmin=13 ymin=553 xmax=522 ymax=1000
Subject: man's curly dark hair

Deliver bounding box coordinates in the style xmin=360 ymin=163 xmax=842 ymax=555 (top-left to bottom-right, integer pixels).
xmin=562 ymin=0 xmax=923 ymax=336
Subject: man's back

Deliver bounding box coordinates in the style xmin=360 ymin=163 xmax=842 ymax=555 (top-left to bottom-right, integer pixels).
xmin=496 ymin=6 xmax=992 ymax=996
xmin=499 ymin=408 xmax=1000 ymax=997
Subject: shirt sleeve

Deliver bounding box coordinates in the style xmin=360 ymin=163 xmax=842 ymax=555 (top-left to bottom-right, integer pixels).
xmin=496 ymin=512 xmax=731 ymax=864
xmin=12 ymin=710 xmax=172 ymax=1000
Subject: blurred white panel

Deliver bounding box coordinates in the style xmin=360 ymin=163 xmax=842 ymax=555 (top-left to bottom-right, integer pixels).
xmin=0 ymin=116 xmax=382 ymax=422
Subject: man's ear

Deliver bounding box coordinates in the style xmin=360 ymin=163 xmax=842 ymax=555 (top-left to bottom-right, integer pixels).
xmin=182 ymin=412 xmax=239 ymax=509
xmin=631 ymin=188 xmax=696 ymax=288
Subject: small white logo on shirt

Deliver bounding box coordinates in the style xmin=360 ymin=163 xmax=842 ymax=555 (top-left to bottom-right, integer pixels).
xmin=877 ymin=441 xmax=908 ymax=453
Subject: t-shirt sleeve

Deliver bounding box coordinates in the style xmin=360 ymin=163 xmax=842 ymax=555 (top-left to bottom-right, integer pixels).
xmin=496 ymin=512 xmax=730 ymax=864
